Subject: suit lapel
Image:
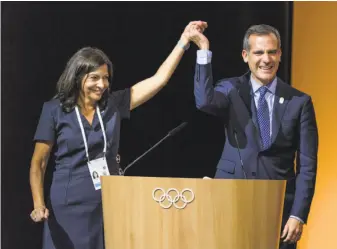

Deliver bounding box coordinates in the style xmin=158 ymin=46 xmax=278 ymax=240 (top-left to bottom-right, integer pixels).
xmin=237 ymin=73 xmax=252 ymax=116
xmin=271 ymin=78 xmax=290 ymax=145
xmin=237 ymin=73 xmax=261 ymax=149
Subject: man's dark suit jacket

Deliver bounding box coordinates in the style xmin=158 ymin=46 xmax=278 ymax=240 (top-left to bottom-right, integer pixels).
xmin=194 ymin=63 xmax=318 ymax=223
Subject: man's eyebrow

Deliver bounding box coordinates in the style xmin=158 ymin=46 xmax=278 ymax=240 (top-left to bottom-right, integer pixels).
xmin=252 ymin=49 xmax=278 ymax=53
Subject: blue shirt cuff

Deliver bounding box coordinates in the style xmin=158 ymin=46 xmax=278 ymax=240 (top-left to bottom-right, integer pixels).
xmin=197 ymin=50 xmax=212 ymax=65
xmin=290 ymin=215 xmax=304 ymax=224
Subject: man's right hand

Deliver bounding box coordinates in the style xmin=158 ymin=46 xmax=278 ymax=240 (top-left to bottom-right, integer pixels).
xmin=189 ymin=22 xmax=210 ymax=50
xmin=181 ymin=21 xmax=210 ymax=50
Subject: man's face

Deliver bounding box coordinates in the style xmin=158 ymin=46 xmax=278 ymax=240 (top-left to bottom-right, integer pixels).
xmin=242 ymin=33 xmax=282 ymax=85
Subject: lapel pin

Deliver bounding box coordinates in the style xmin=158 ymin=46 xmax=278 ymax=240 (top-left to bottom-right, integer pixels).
xmin=279 ymin=97 xmax=284 ymax=104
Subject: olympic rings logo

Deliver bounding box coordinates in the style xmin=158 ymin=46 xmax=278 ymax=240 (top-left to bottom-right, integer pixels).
xmin=152 ymin=187 xmax=195 ymax=209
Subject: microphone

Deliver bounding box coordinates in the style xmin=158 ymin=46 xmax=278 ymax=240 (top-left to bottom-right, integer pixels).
xmin=168 ymin=122 xmax=188 ymax=136
xmin=233 ymin=128 xmax=247 ymax=179
xmin=119 ymin=122 xmax=188 ymax=176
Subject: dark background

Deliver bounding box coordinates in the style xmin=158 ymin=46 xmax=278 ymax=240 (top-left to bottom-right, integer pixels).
xmin=1 ymin=2 xmax=292 ymax=248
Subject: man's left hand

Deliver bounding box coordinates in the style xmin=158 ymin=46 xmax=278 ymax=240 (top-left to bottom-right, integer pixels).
xmin=281 ymin=217 xmax=303 ymax=243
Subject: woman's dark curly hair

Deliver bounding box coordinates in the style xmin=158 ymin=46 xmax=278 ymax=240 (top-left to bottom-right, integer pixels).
xmin=54 ymin=47 xmax=113 ymax=112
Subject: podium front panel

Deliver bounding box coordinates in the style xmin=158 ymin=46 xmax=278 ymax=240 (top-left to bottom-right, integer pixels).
xmin=101 ymin=176 xmax=285 ymax=249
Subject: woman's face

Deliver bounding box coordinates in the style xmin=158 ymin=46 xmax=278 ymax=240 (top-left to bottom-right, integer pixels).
xmin=80 ymin=64 xmax=109 ymax=103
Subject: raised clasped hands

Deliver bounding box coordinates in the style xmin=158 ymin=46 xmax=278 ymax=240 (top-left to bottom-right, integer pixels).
xmin=180 ymin=20 xmax=209 ymax=50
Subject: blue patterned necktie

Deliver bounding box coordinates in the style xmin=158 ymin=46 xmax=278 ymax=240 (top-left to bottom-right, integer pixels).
xmin=257 ymin=86 xmax=270 ymax=149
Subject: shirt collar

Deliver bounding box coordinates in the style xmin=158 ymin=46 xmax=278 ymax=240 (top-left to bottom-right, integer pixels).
xmin=250 ymin=75 xmax=277 ymax=95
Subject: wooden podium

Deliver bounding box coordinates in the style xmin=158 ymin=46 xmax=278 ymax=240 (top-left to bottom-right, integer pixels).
xmin=101 ymin=176 xmax=286 ymax=249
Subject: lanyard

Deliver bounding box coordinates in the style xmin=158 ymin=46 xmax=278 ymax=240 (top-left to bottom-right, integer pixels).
xmin=75 ymin=105 xmax=107 ymax=162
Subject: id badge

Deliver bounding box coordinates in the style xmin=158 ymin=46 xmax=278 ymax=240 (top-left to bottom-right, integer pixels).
xmin=87 ymin=157 xmax=110 ymax=190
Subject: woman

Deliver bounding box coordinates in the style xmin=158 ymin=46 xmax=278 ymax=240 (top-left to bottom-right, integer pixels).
xmin=29 ymin=21 xmax=207 ymax=249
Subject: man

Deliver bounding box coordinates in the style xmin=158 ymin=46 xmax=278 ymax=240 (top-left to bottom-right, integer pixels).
xmin=190 ymin=24 xmax=318 ymax=248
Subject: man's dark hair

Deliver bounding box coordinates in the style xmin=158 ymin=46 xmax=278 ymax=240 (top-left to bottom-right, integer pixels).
xmin=243 ymin=24 xmax=281 ymax=51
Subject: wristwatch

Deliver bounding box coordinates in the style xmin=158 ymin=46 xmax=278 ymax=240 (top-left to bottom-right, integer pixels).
xmin=177 ymin=40 xmax=190 ymax=51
